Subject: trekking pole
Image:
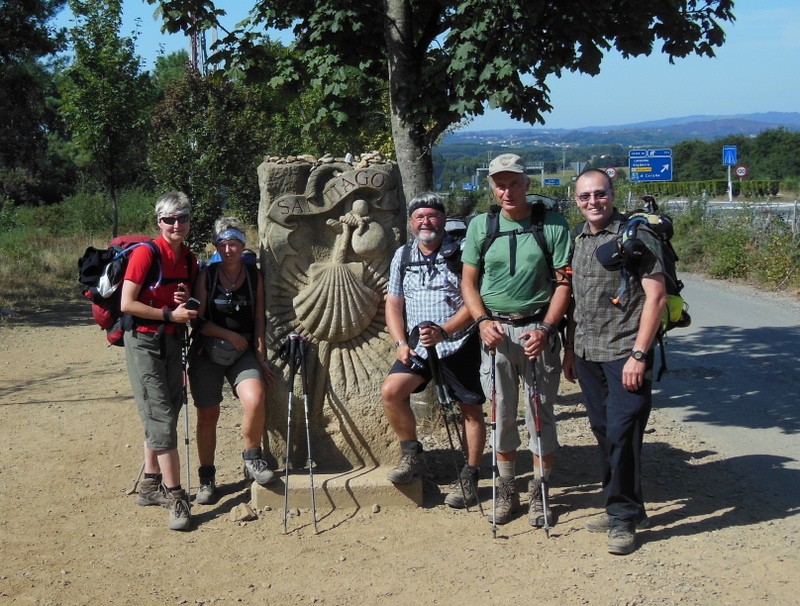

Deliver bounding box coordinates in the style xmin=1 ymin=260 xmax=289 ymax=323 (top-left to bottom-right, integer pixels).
xmin=529 ymin=362 xmax=552 ymax=538
xmin=282 ymin=334 xmax=299 ymax=534
xmin=296 ymin=333 xmax=318 ymax=533
xmin=180 ymin=325 xmax=192 ymax=503
xmin=417 ymin=321 xmax=483 ymax=517
xmin=126 ymin=461 xmax=145 ymax=495
xmin=489 ymin=348 xmax=498 ymax=539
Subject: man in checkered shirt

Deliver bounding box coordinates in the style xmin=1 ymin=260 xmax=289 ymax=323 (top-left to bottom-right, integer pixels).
xmin=381 ymin=192 xmax=485 ymax=509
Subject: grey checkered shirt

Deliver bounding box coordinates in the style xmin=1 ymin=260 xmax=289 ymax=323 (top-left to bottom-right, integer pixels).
xmin=387 ymin=240 xmax=472 ymax=360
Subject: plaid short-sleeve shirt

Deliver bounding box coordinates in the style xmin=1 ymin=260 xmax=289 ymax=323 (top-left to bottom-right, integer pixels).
xmin=387 ymin=239 xmax=471 ymax=359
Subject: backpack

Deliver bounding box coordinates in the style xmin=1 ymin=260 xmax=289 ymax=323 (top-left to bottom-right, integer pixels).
xmin=574 ymin=201 xmax=691 ymax=380
xmin=398 ymin=217 xmax=468 ymax=280
xmin=77 ymin=236 xmax=194 ymax=346
xmin=204 ymin=262 xmax=259 ymax=327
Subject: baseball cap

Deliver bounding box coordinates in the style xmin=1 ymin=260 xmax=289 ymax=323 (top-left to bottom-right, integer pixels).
xmin=488 ymin=153 xmax=525 ymax=176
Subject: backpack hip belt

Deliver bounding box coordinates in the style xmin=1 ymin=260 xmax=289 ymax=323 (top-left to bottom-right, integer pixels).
xmin=489 ymin=306 xmax=548 ymax=326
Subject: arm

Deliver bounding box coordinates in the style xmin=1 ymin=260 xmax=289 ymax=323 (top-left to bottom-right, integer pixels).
xmin=460 ymin=262 xmax=505 ymax=350
xmin=385 ymin=293 xmax=415 ymax=364
xmin=521 ymin=270 xmax=572 ymax=360
xmin=622 ymin=272 xmax=668 ymax=391
xmin=561 ymin=297 xmax=577 ymax=383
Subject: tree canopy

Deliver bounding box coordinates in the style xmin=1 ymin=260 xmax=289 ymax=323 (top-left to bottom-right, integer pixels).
xmin=152 ymin=0 xmax=735 ymax=200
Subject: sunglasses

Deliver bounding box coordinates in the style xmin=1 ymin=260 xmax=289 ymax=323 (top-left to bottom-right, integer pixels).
xmin=577 ymin=190 xmax=610 ymax=202
xmin=160 ymin=215 xmax=190 ymax=225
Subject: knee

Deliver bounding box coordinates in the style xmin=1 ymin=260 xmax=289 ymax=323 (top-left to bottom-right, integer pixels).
xmin=196 ymin=406 xmax=220 ymax=429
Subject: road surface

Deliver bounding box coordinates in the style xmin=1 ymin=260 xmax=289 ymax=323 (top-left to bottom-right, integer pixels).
xmin=653 ymin=273 xmax=800 ymax=510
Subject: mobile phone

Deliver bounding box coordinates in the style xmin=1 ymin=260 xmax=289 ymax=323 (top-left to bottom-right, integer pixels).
xmin=185 ymin=297 xmax=201 ymax=311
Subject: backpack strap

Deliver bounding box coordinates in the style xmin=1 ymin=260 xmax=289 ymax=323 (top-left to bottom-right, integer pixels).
xmin=479 ymin=202 xmax=553 ymax=278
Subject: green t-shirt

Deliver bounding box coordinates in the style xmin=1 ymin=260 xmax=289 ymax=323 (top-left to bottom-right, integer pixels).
xmin=462 ymin=207 xmax=572 ymax=313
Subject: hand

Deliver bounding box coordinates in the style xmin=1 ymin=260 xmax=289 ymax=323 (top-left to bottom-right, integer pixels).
xmin=478 ymin=320 xmax=505 ymax=350
xmin=260 ymin=360 xmax=276 ymax=387
xmin=228 ymin=332 xmax=250 ymax=352
xmin=561 ymin=349 xmax=577 ymax=383
xmin=622 ymin=356 xmax=646 ymax=392
xmin=520 ymin=329 xmax=547 ymax=360
xmin=173 ymin=283 xmax=190 ymax=305
xmin=170 ymin=304 xmax=198 ymax=324
xmin=395 ymin=343 xmax=418 ymax=365
xmin=418 ymin=324 xmax=443 ymax=347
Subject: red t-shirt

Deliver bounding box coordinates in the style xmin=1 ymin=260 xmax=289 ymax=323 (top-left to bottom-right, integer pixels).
xmin=125 ymin=237 xmax=197 ymax=333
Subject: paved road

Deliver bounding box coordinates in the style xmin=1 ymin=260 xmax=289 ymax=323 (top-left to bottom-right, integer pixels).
xmin=652 ymin=274 xmax=800 ymax=510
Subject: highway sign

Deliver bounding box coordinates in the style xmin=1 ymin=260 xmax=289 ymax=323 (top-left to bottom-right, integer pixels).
xmin=462 ymin=182 xmax=476 ymax=191
xmin=543 ymin=178 xmax=560 ymax=186
xmin=605 ymin=167 xmax=617 ymax=179
xmin=735 ymin=165 xmax=748 ymax=178
xmin=723 ymin=145 xmax=738 ymax=166
xmin=628 ymin=149 xmax=673 ymax=182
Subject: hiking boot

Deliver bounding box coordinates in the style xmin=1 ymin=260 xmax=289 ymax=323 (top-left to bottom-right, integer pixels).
xmin=243 ymin=448 xmax=276 ymax=486
xmin=486 ymin=476 xmax=519 ymax=525
xmin=386 ymin=451 xmax=427 ymax=484
xmin=586 ymin=513 xmax=650 ymax=534
xmin=607 ymin=523 xmax=637 ymax=555
xmin=444 ymin=465 xmax=480 ymax=509
xmin=135 ymin=477 xmax=169 ymax=508
xmin=196 ymin=479 xmax=219 ymax=505
xmin=166 ymin=490 xmax=191 ymax=532
xmin=528 ymin=478 xmax=555 ymax=528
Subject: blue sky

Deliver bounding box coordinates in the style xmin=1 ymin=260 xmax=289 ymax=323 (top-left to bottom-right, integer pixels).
xmin=58 ymin=1 xmax=800 ymax=131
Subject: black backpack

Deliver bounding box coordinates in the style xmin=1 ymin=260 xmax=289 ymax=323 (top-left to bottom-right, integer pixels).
xmin=574 ymin=202 xmax=691 ymax=379
xmin=479 ymin=201 xmax=554 ymax=279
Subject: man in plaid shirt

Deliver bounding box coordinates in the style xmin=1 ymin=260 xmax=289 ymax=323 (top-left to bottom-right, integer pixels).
xmin=382 ymin=192 xmax=485 ymax=509
xmin=563 ymin=168 xmax=667 ymax=555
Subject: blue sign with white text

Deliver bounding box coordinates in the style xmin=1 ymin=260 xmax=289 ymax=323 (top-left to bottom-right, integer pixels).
xmin=628 ymin=149 xmax=673 ymax=182
xmin=723 ymin=145 xmax=738 ymax=166
xmin=543 ymin=178 xmax=560 ymax=186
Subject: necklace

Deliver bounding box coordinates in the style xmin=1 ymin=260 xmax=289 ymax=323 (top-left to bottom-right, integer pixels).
xmin=220 ymin=266 xmax=244 ymax=291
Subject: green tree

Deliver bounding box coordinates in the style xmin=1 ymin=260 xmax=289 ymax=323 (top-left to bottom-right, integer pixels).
xmin=0 ymin=0 xmax=66 ymax=204
xmin=150 ymin=0 xmax=734 ymax=200
xmin=59 ymin=0 xmax=154 ymax=236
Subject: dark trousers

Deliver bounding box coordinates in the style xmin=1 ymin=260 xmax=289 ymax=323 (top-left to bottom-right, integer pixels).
xmin=574 ymin=354 xmax=652 ymax=525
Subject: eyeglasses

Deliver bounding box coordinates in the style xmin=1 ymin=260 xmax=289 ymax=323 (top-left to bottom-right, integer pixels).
xmin=412 ymin=213 xmax=442 ymax=224
xmin=577 ymin=190 xmax=610 ymax=202
xmin=160 ymin=215 xmax=190 ymax=225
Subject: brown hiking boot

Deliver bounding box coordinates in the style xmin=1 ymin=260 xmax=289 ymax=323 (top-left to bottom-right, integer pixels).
xmin=586 ymin=513 xmax=650 ymax=533
xmin=608 ymin=523 xmax=637 ymax=555
xmin=444 ymin=465 xmax=480 ymax=509
xmin=386 ymin=451 xmax=427 ymax=484
xmin=135 ymin=477 xmax=169 ymax=508
xmin=166 ymin=489 xmax=191 ymax=531
xmin=486 ymin=476 xmax=519 ymax=525
xmin=528 ymin=478 xmax=555 ymax=528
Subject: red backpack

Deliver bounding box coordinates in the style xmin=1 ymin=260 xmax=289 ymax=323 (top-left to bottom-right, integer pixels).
xmin=77 ymin=235 xmax=164 ymax=346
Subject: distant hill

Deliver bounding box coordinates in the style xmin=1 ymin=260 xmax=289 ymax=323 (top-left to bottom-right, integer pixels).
xmin=444 ymin=112 xmax=800 ymax=147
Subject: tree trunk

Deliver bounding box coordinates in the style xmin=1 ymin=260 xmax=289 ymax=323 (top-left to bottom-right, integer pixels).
xmin=383 ymin=0 xmax=434 ymax=203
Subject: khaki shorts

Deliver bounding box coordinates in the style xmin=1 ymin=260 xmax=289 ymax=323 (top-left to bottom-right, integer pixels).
xmin=188 ymin=344 xmax=262 ymax=409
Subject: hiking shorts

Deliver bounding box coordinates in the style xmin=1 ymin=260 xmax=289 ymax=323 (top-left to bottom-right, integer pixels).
xmin=479 ymin=322 xmax=561 ymax=456
xmin=124 ymin=330 xmax=184 ymax=451
xmin=387 ymin=332 xmax=484 ymax=405
xmin=188 ymin=345 xmax=262 ymax=409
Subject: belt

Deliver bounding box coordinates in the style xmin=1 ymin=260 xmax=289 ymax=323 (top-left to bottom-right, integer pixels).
xmin=490 ymin=307 xmax=547 ymax=327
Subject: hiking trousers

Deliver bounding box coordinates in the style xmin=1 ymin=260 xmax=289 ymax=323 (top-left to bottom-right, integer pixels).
xmin=574 ymin=354 xmax=652 ymax=525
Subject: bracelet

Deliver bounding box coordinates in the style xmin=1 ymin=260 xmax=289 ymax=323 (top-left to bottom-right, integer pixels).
xmin=162 ymin=307 xmax=171 ymax=322
xmin=539 ymin=321 xmax=557 ymax=336
xmin=475 ymin=315 xmax=492 ymax=326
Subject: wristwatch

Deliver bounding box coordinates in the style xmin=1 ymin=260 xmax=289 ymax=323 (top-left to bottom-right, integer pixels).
xmin=630 ymin=349 xmax=646 ymax=361
xmin=394 ymin=340 xmax=407 ymax=349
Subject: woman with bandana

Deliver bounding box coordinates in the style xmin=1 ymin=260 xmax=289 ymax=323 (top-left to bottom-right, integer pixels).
xmin=189 ymin=217 xmax=276 ymax=506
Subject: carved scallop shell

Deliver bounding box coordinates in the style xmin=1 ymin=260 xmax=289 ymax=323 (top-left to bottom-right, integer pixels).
xmin=293 ymin=262 xmax=380 ymax=343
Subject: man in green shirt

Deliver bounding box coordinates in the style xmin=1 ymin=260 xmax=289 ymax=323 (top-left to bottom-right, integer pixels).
xmin=461 ymin=153 xmax=572 ymax=527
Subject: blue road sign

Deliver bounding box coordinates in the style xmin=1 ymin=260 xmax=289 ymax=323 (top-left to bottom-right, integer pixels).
xmin=723 ymin=145 xmax=738 ymax=166
xmin=628 ymin=148 xmax=673 ymax=182
xmin=462 ymin=182 xmax=476 ymax=191
xmin=543 ymin=178 xmax=560 ymax=186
